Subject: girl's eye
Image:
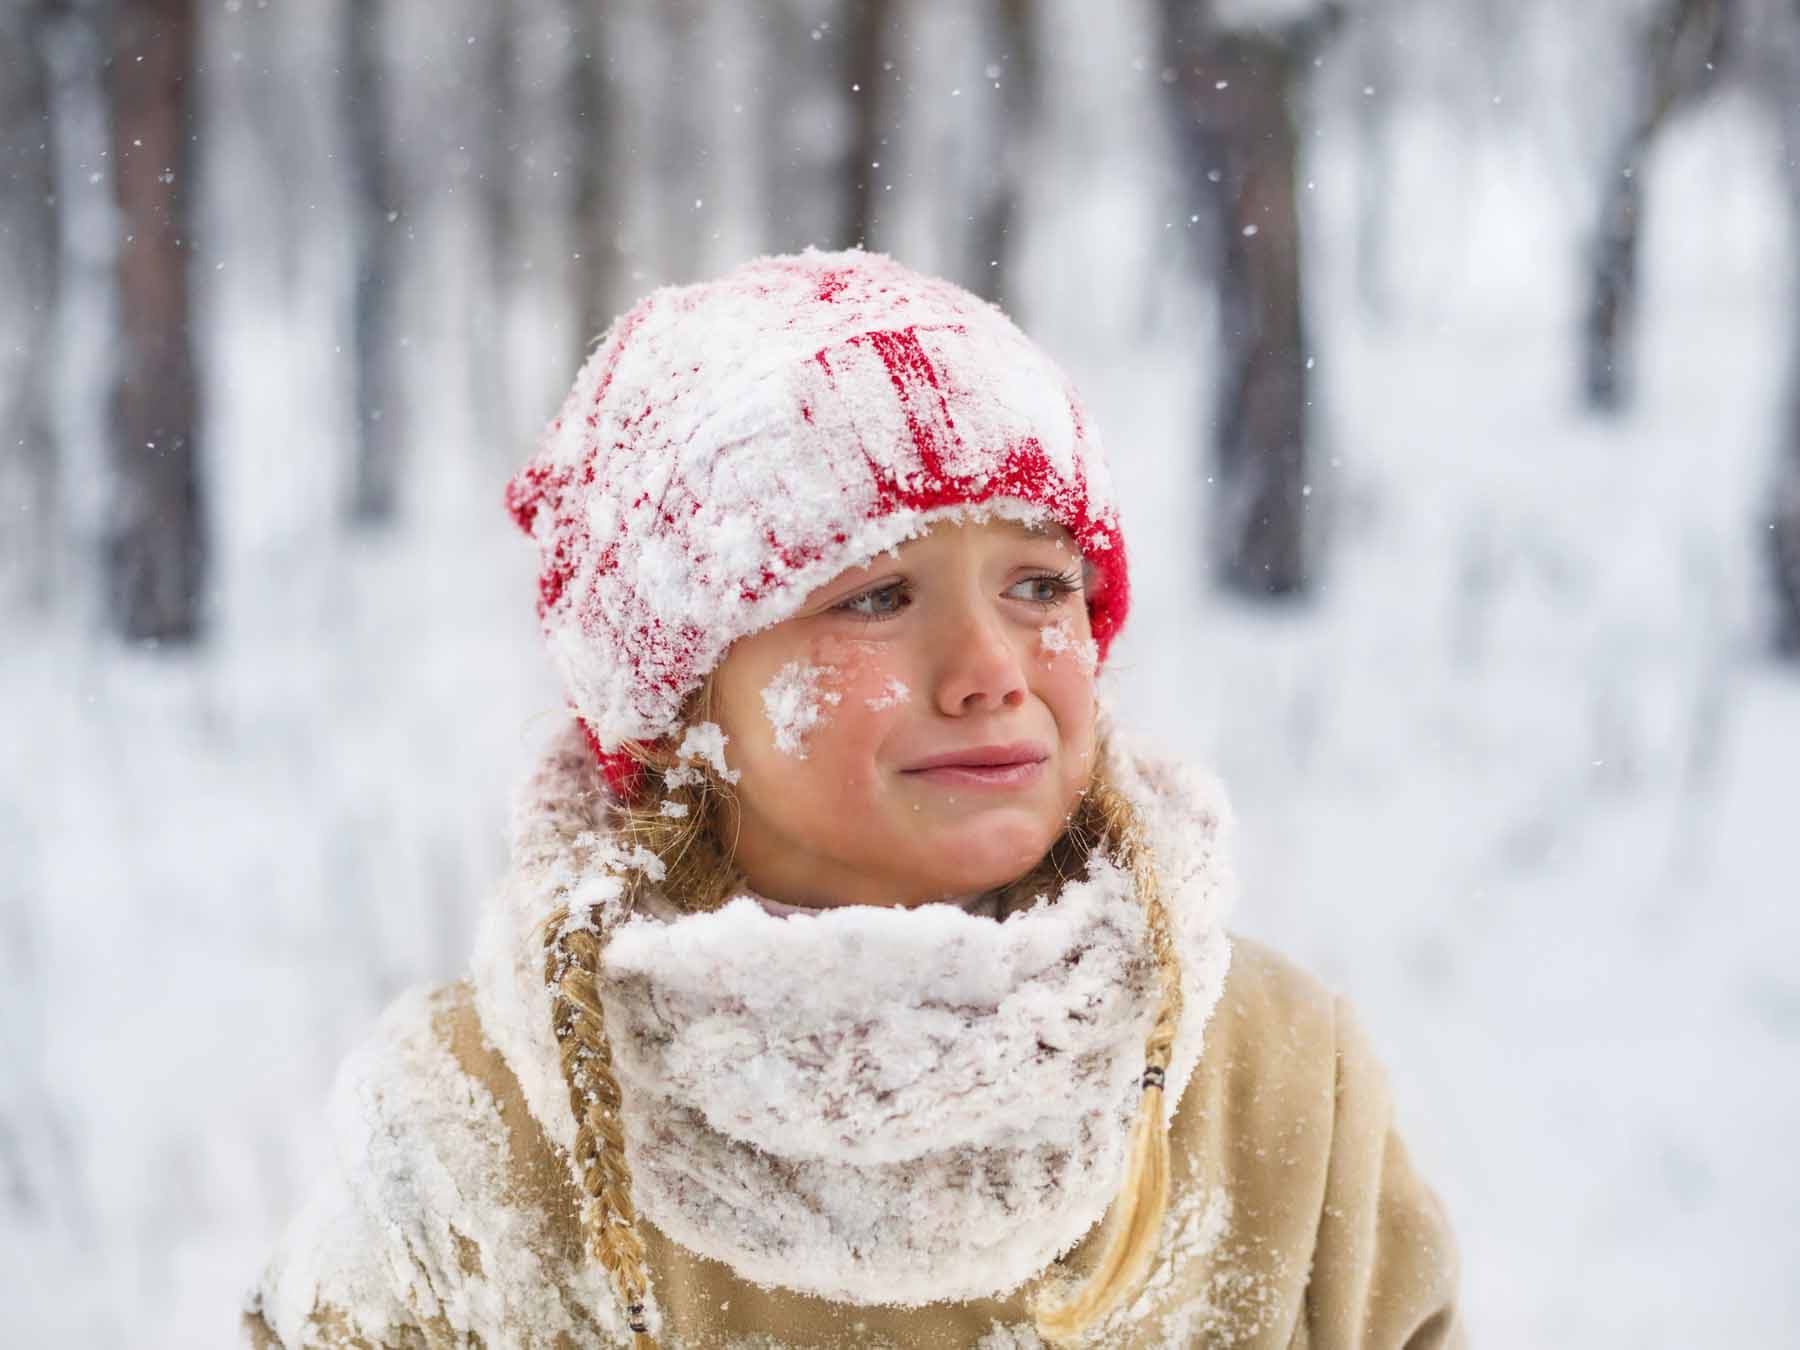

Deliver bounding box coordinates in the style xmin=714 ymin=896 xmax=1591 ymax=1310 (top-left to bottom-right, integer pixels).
xmin=1007 ymin=568 xmax=1083 ymax=606
xmin=835 ymin=581 xmax=911 ymax=621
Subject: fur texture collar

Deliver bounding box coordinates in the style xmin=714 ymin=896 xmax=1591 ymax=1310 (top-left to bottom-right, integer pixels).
xmin=470 ymin=720 xmax=1235 ymax=1309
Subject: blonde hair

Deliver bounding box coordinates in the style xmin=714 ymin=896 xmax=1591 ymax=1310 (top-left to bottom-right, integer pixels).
xmin=543 ymin=689 xmax=1184 ymax=1347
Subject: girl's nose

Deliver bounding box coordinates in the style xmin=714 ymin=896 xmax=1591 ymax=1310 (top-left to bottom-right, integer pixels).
xmin=931 ymin=602 xmax=1029 ymax=716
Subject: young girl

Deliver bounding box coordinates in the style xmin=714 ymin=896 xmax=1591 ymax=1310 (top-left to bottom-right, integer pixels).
xmin=245 ymin=251 xmax=1463 ymax=1349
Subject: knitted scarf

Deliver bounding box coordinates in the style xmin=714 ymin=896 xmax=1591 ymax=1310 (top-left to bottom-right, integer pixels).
xmin=469 ymin=721 xmax=1236 ymax=1309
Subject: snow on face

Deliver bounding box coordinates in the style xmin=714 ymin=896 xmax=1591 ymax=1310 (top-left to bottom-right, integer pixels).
xmin=865 ymin=677 xmax=911 ymax=711
xmin=760 ymin=661 xmax=844 ymax=758
xmin=1039 ymin=615 xmax=1100 ymax=674
xmin=705 ymin=516 xmax=1100 ymax=908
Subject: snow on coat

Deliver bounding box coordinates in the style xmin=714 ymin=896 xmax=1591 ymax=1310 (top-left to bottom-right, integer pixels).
xmin=243 ymin=721 xmax=1464 ymax=1348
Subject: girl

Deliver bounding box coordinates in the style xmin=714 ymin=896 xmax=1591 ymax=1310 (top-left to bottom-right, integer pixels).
xmin=245 ymin=251 xmax=1463 ymax=1348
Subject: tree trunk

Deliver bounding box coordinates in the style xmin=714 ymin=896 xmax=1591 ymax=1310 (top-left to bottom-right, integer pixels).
xmin=651 ymin=0 xmax=707 ymax=282
xmin=1584 ymin=0 xmax=1729 ymax=411
xmin=342 ymin=0 xmax=402 ymax=525
xmin=0 ymin=1 xmax=61 ymax=614
xmin=1774 ymin=392 xmax=1800 ymax=656
xmin=970 ymin=0 xmax=1039 ymax=309
xmin=1161 ymin=12 xmax=1318 ymax=598
xmin=1770 ymin=19 xmax=1800 ymax=658
xmin=470 ymin=0 xmax=516 ymax=457
xmin=107 ymin=0 xmax=203 ymax=642
xmin=568 ymin=0 xmax=622 ymax=351
xmin=760 ymin=0 xmax=855 ymax=253
xmin=843 ymin=0 xmax=894 ymax=251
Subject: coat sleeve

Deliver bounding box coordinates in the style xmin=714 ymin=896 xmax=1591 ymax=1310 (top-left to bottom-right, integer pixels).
xmin=1294 ymin=996 xmax=1465 ymax=1350
xmin=240 ymin=1158 xmax=446 ymax=1350
xmin=239 ymin=986 xmax=484 ymax=1350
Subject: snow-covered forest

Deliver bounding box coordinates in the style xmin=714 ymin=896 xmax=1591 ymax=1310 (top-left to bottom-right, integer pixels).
xmin=4 ymin=0 xmax=1798 ymax=1345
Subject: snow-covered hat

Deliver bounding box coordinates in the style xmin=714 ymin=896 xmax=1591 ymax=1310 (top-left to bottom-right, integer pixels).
xmin=506 ymin=248 xmax=1129 ymax=796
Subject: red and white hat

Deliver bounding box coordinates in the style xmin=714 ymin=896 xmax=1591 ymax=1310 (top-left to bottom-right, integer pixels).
xmin=505 ymin=249 xmax=1130 ymax=796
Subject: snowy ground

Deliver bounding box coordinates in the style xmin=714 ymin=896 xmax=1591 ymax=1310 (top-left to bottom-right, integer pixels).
xmin=6 ymin=22 xmax=1800 ymax=1350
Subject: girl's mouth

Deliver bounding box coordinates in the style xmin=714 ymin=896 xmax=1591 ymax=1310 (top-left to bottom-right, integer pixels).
xmin=900 ymin=742 xmax=1050 ymax=789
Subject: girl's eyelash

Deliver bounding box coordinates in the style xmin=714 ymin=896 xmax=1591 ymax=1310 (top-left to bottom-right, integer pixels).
xmin=831 ymin=567 xmax=1083 ymax=622
xmin=1010 ymin=567 xmax=1084 ymax=607
xmin=833 ymin=581 xmax=910 ymax=623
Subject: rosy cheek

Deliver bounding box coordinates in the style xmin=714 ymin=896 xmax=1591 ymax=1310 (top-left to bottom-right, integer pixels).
xmin=811 ymin=636 xmax=913 ymax=717
xmin=1036 ymin=616 xmax=1100 ymax=677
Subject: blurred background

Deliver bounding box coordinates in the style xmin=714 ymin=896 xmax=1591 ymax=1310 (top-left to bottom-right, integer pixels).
xmin=4 ymin=0 xmax=1798 ymax=1345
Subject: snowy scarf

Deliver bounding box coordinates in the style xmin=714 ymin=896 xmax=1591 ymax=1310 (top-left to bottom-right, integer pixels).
xmin=470 ymin=720 xmax=1236 ymax=1309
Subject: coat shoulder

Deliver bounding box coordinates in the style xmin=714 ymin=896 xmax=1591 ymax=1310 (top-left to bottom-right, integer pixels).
xmin=245 ymin=981 xmax=629 ymax=1348
xmin=1141 ymin=935 xmax=1464 ymax=1350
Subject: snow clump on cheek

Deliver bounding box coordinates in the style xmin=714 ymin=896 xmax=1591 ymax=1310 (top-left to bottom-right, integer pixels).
xmin=864 ymin=677 xmax=911 ymax=712
xmin=760 ymin=662 xmax=844 ymax=758
xmin=1038 ymin=615 xmax=1099 ymax=674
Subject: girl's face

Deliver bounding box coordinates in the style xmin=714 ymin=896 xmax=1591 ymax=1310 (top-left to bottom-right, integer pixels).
xmin=704 ymin=515 xmax=1101 ymax=908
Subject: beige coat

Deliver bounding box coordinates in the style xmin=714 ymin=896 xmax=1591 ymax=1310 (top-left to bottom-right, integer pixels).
xmin=244 ymin=728 xmax=1463 ymax=1349
xmin=243 ymin=939 xmax=1461 ymax=1348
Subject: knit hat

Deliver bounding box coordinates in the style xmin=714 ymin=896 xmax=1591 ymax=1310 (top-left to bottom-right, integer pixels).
xmin=505 ymin=248 xmax=1130 ymax=798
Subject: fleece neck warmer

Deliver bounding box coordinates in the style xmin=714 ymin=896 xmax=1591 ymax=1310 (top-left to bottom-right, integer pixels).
xmin=469 ymin=719 xmax=1235 ymax=1310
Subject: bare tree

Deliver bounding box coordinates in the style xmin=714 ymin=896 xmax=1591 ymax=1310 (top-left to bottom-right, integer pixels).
xmin=844 ymin=0 xmax=896 ymax=251
xmin=1160 ymin=5 xmax=1342 ymax=599
xmin=341 ymin=0 xmax=404 ymax=524
xmin=1583 ymin=0 xmax=1729 ymax=411
xmin=1768 ymin=6 xmax=1800 ymax=655
xmin=106 ymin=0 xmax=204 ymax=641
xmin=759 ymin=0 xmax=856 ymax=252
xmin=970 ymin=0 xmax=1040 ymax=309
xmin=0 ymin=1 xmax=61 ymax=614
xmin=568 ymin=0 xmax=623 ymax=352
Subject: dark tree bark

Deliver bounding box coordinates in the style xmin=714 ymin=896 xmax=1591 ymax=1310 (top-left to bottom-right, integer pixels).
xmin=1584 ymin=0 xmax=1729 ymax=411
xmin=970 ymin=0 xmax=1040 ymax=309
xmin=1771 ymin=25 xmax=1800 ymax=658
xmin=760 ymin=0 xmax=855 ymax=252
xmin=0 ymin=1 xmax=61 ymax=614
xmin=106 ymin=0 xmax=204 ymax=641
xmin=652 ymin=0 xmax=707 ymax=282
xmin=843 ymin=0 xmax=895 ymax=251
xmin=1774 ymin=395 xmax=1800 ymax=656
xmin=1161 ymin=7 xmax=1340 ymax=599
xmin=568 ymin=0 xmax=622 ymax=352
xmin=342 ymin=0 xmax=403 ymax=525
xmin=469 ymin=0 xmax=516 ymax=456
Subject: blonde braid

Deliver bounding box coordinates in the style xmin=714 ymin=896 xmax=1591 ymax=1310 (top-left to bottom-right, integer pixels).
xmin=541 ymin=684 xmax=742 ymax=1347
xmin=1029 ymin=759 xmax=1187 ymax=1345
xmin=545 ymin=917 xmax=657 ymax=1348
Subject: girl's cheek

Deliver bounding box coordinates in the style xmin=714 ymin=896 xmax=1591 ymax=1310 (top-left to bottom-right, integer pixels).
xmin=758 ymin=659 xmax=844 ymax=759
xmin=1036 ymin=615 xmax=1099 ymax=675
xmin=811 ymin=636 xmax=911 ymax=718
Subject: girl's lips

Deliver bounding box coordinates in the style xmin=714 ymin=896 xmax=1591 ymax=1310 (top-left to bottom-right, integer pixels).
xmin=903 ymin=759 xmax=1047 ymax=790
xmin=899 ymin=741 xmax=1051 ymax=790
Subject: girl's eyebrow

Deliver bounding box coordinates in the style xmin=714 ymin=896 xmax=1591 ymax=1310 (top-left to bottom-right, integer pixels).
xmin=1000 ymin=517 xmax=1075 ymax=545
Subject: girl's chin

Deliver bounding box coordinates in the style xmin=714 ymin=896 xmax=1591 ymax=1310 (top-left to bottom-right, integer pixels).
xmin=893 ymin=828 xmax=1059 ymax=892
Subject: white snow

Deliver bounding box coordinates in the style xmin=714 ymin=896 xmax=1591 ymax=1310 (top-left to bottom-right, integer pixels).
xmin=864 ymin=677 xmax=912 ymax=711
xmin=760 ymin=661 xmax=842 ymax=757
xmin=676 ymin=720 xmax=742 ymax=785
xmin=1038 ymin=615 xmax=1100 ymax=673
